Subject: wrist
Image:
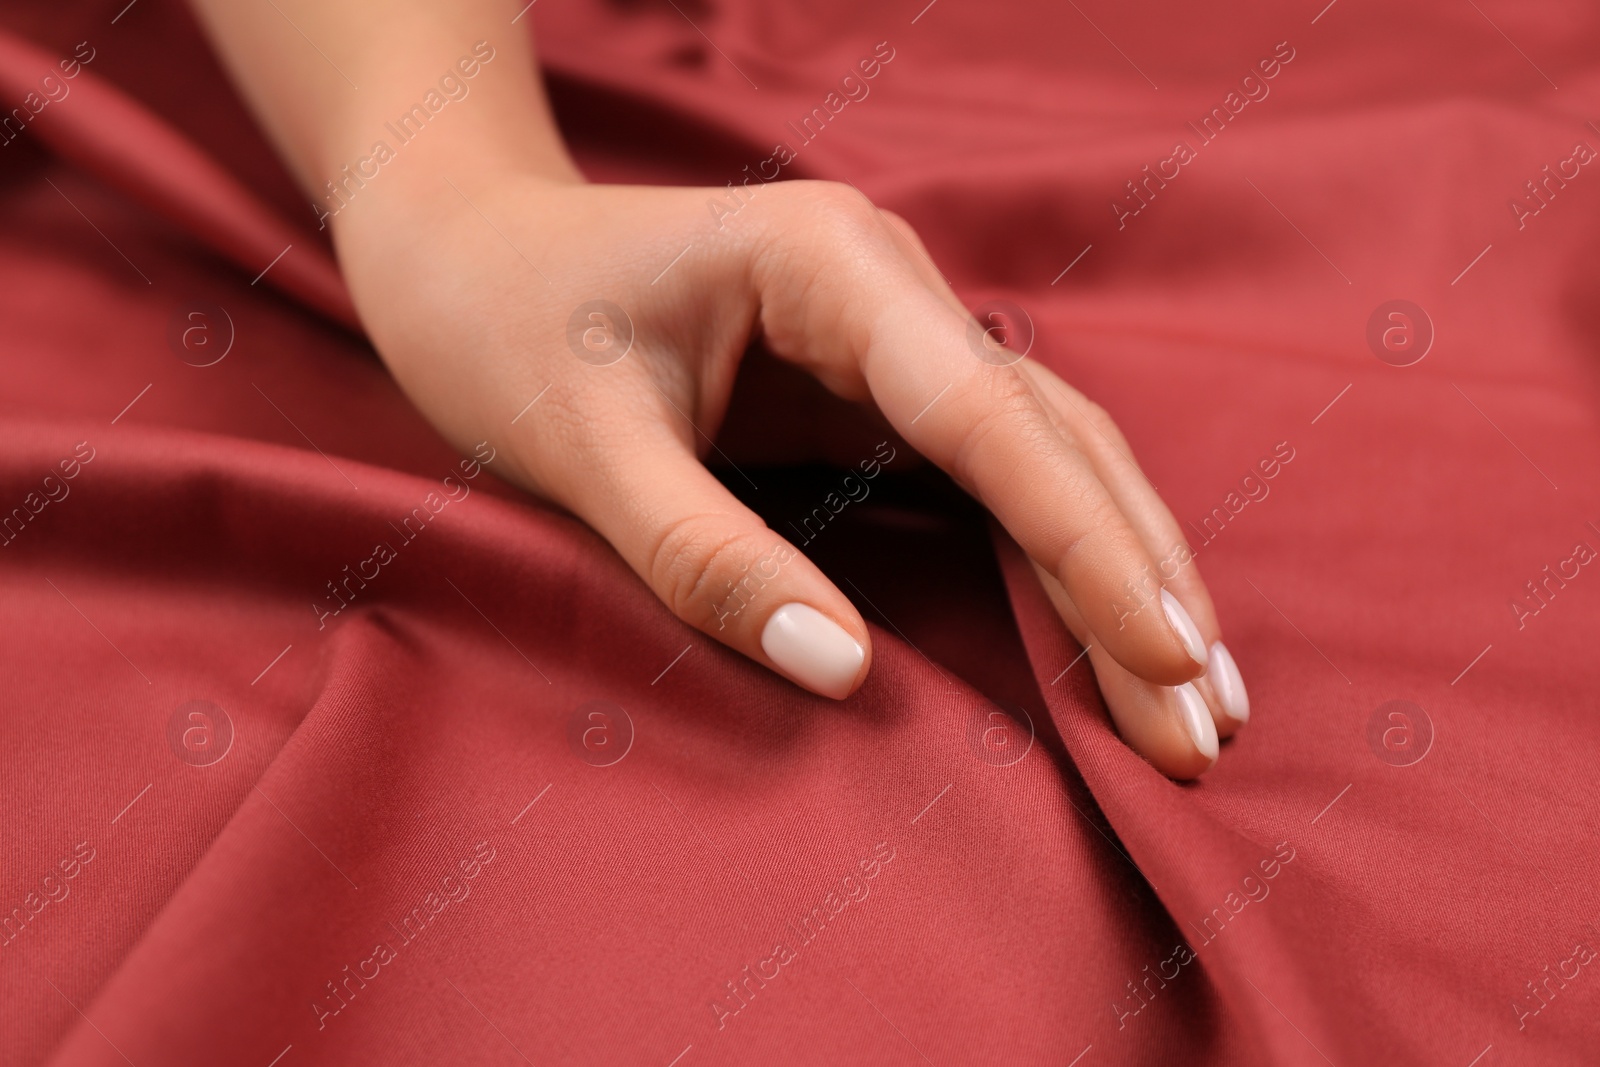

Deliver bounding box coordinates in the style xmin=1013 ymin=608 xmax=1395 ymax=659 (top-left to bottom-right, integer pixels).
xmin=305 ymin=43 xmax=582 ymax=237
xmin=320 ymin=147 xmax=579 ymax=248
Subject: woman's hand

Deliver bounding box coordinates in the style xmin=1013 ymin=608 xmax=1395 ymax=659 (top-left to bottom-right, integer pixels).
xmin=186 ymin=0 xmax=1248 ymax=777
xmin=331 ymin=165 xmax=1249 ymax=778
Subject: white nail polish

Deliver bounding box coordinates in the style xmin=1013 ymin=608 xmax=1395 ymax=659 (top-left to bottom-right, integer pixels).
xmin=1175 ymin=682 xmax=1218 ymax=762
xmin=1161 ymin=589 xmax=1208 ymax=667
xmin=761 ymin=603 xmax=865 ymax=700
xmin=1208 ymin=641 xmax=1249 ymax=724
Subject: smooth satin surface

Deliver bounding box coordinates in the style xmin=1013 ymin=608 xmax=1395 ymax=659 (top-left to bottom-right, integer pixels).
xmin=3 ymin=1 xmax=1599 ymax=1064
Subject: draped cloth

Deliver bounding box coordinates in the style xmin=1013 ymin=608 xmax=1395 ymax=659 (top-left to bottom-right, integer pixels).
xmin=2 ymin=1 xmax=1597 ymax=1063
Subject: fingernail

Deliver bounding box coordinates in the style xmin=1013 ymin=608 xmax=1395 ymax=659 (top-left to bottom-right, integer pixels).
xmin=761 ymin=603 xmax=865 ymax=700
xmin=1208 ymin=641 xmax=1249 ymax=724
xmin=1161 ymin=589 xmax=1207 ymax=668
xmin=1175 ymin=682 xmax=1218 ymax=762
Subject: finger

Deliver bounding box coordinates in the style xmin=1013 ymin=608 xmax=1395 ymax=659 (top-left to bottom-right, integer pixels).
xmin=859 ymin=197 xmax=1247 ymax=735
xmin=1020 ymin=362 xmax=1250 ymax=736
xmin=868 ymin=196 xmax=1248 ymax=733
xmin=560 ymin=421 xmax=871 ymax=701
xmin=874 ymin=207 xmax=970 ymax=318
xmin=874 ymin=351 xmax=1204 ymax=686
xmin=750 ymin=194 xmax=1206 ymax=687
xmin=1029 ymin=558 xmax=1217 ymax=778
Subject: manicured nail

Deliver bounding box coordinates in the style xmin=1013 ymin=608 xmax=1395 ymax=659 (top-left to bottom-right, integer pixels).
xmin=1161 ymin=589 xmax=1207 ymax=667
xmin=761 ymin=603 xmax=865 ymax=700
xmin=1208 ymin=641 xmax=1249 ymax=724
xmin=1175 ymin=682 xmax=1218 ymax=762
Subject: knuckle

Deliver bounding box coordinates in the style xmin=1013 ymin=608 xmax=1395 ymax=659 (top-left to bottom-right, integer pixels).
xmin=646 ymin=514 xmax=769 ymax=625
xmin=1052 ymin=497 xmax=1122 ymax=579
xmin=1087 ymin=403 xmax=1134 ymax=455
xmin=1077 ymin=397 xmax=1116 ymax=434
xmin=877 ymin=208 xmax=923 ymax=247
xmin=878 ymin=207 xmax=912 ymax=232
xmin=1057 ymin=389 xmax=1136 ymax=461
xmin=752 ymin=180 xmax=906 ymax=355
xmin=781 ymin=180 xmax=885 ymax=244
xmin=948 ymin=368 xmax=1052 ymax=488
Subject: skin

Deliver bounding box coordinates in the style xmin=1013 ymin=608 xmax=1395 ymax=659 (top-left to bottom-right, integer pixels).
xmin=188 ymin=0 xmax=1245 ymax=778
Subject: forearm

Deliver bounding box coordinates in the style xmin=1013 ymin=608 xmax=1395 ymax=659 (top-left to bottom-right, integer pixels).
xmin=187 ymin=0 xmax=581 ymax=217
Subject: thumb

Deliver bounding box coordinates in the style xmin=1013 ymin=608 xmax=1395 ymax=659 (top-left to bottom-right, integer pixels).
xmin=570 ymin=427 xmax=872 ymax=700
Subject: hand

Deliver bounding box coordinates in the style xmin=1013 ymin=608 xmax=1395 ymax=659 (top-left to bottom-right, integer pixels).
xmin=330 ymin=166 xmax=1248 ymax=779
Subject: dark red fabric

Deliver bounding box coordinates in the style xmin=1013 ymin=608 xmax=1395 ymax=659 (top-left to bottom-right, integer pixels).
xmin=4 ymin=1 xmax=1599 ymax=1064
